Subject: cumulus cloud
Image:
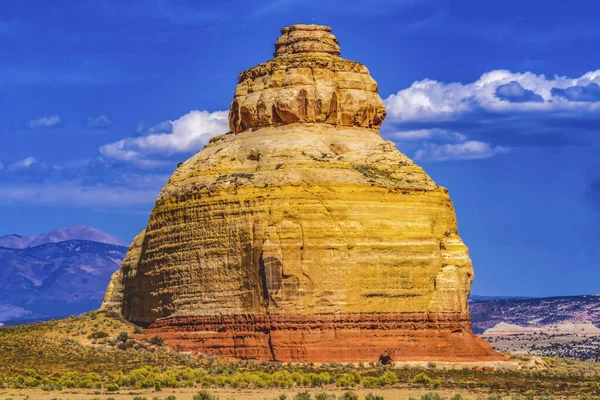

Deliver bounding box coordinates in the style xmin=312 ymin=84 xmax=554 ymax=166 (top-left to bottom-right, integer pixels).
xmin=100 ymin=110 xmax=228 ymax=165
xmin=414 ymin=141 xmax=509 ymax=161
xmin=87 ymin=114 xmax=112 ymax=129
xmin=382 ymin=68 xmax=600 ymax=162
xmin=384 ymin=69 xmax=600 ymax=122
xmin=28 ymin=115 xmax=60 ymax=129
xmin=496 ymin=81 xmax=543 ymax=103
xmin=552 ymin=83 xmax=600 ymax=102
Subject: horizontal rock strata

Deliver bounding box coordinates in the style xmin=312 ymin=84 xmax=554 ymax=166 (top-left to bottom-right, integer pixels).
xmin=145 ymin=313 xmax=503 ymax=362
xmin=102 ymin=24 xmax=503 ymax=363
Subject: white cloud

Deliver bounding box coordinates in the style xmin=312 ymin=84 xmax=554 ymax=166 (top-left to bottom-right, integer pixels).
xmin=393 ymin=128 xmax=466 ymax=142
xmin=87 ymin=114 xmax=112 ymax=129
xmin=100 ymin=110 xmax=228 ymax=165
xmin=384 ymin=69 xmax=600 ymax=122
xmin=414 ymin=141 xmax=510 ymax=161
xmin=11 ymin=156 xmax=37 ymax=168
xmin=28 ymin=115 xmax=60 ymax=129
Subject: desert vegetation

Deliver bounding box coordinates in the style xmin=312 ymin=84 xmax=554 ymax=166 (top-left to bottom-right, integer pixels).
xmin=1 ymin=312 xmax=600 ymax=399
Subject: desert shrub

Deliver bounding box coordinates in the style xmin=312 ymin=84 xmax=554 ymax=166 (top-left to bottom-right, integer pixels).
xmin=106 ymin=383 xmax=119 ymax=391
xmin=154 ymin=381 xmax=162 ymax=391
xmin=247 ymin=149 xmax=261 ymax=161
xmin=538 ymin=396 xmax=555 ymax=400
xmin=487 ymin=395 xmax=502 ymax=400
xmin=579 ymin=394 xmax=596 ymax=400
xmin=525 ymin=391 xmax=535 ymax=400
xmin=315 ymin=393 xmax=336 ymax=400
xmin=133 ymin=397 xmax=148 ymax=400
xmin=165 ymin=396 xmax=177 ymax=400
xmin=117 ymin=332 xmax=129 ymax=342
xmin=340 ymin=391 xmax=359 ymax=400
xmin=412 ymin=373 xmax=432 ymax=386
xmin=450 ymin=395 xmax=465 ymax=400
xmin=362 ymin=377 xmax=380 ymax=389
xmin=364 ymin=393 xmax=385 ymax=400
xmin=420 ymin=394 xmax=443 ymax=400
xmin=194 ymin=389 xmax=219 ymax=400
xmin=335 ymin=371 xmax=360 ymax=388
xmin=149 ymin=336 xmax=165 ymax=346
xmin=378 ymin=371 xmax=398 ymax=386
xmin=294 ymin=391 xmax=311 ymax=400
xmin=88 ymin=331 xmax=109 ymax=339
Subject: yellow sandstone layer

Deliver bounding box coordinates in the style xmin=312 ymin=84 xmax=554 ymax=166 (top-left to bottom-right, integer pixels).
xmin=101 ymin=24 xmax=501 ymax=362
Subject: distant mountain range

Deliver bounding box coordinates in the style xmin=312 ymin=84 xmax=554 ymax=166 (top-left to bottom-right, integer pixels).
xmin=470 ymin=295 xmax=600 ymax=334
xmin=0 ymin=226 xmax=127 ymax=249
xmin=0 ymin=226 xmax=128 ymax=324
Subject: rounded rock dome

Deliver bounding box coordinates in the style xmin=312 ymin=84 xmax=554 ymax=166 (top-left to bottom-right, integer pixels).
xmin=102 ymin=24 xmax=503 ymax=363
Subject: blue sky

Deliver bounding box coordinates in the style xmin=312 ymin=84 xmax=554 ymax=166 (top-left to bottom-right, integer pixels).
xmin=1 ymin=0 xmax=599 ymax=297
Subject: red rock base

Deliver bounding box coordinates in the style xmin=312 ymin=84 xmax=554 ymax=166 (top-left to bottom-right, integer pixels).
xmin=143 ymin=313 xmax=504 ymax=362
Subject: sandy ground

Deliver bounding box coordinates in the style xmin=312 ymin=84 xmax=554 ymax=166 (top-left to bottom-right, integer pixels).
xmin=0 ymin=387 xmax=584 ymax=400
xmin=0 ymin=386 xmax=515 ymax=400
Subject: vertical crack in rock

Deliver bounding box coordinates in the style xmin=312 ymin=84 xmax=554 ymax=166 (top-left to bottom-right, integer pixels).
xmin=101 ymin=24 xmax=504 ymax=363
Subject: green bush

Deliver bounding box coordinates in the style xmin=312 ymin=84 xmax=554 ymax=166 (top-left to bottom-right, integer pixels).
xmin=106 ymin=383 xmax=119 ymax=392
xmin=315 ymin=393 xmax=335 ymax=400
xmin=377 ymin=371 xmax=398 ymax=387
xmin=193 ymin=390 xmax=219 ymax=400
xmin=340 ymin=391 xmax=358 ymax=400
xmin=335 ymin=371 xmax=360 ymax=388
xmin=88 ymin=331 xmax=109 ymax=339
xmin=294 ymin=391 xmax=311 ymax=400
xmin=117 ymin=332 xmax=129 ymax=342
xmin=165 ymin=397 xmax=177 ymax=400
xmin=364 ymin=393 xmax=384 ymax=400
xmin=450 ymin=395 xmax=465 ymax=400
xmin=420 ymin=394 xmax=444 ymax=400
xmin=412 ymin=373 xmax=432 ymax=386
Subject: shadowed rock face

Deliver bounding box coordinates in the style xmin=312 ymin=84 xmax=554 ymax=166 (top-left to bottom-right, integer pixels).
xmin=102 ymin=24 xmax=503 ymax=362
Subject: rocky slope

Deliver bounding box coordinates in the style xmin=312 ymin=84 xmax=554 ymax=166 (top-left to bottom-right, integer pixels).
xmin=103 ymin=24 xmax=501 ymax=362
xmin=0 ymin=228 xmax=127 ymax=323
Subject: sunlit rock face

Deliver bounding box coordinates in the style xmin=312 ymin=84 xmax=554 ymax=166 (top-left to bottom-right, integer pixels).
xmin=102 ymin=24 xmax=502 ymax=362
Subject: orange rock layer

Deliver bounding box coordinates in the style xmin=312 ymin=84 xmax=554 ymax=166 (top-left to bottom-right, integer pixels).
xmin=144 ymin=313 xmax=503 ymax=362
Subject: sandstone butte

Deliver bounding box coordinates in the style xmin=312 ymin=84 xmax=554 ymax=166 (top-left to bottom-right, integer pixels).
xmin=102 ymin=24 xmax=504 ymax=363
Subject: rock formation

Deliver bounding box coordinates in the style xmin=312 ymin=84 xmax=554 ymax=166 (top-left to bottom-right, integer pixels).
xmin=102 ymin=24 xmax=502 ymax=362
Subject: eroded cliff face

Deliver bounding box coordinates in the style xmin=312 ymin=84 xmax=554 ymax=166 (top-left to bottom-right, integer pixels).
xmin=102 ymin=24 xmax=502 ymax=362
